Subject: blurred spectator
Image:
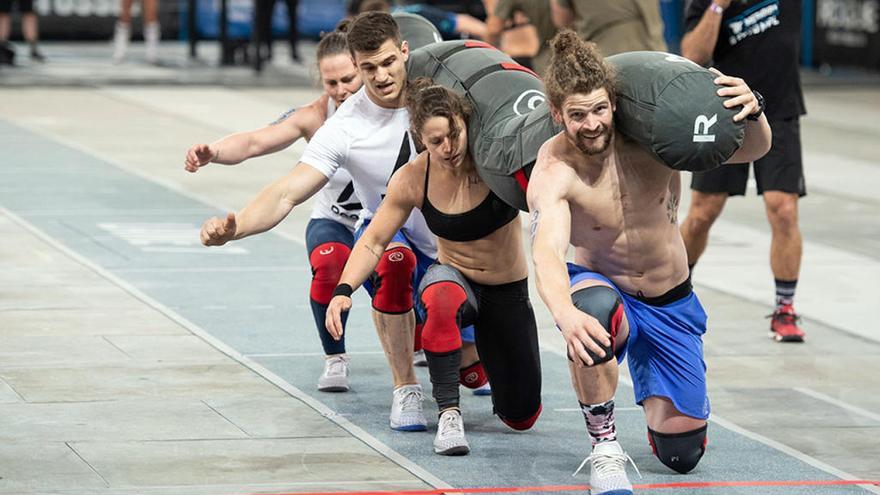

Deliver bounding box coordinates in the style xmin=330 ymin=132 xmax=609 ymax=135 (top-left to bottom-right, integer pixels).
xmin=550 ymin=0 xmax=665 ymax=56
xmin=679 ymin=0 xmax=808 ymax=343
xmin=350 ymin=0 xmax=487 ymax=39
xmin=254 ymin=0 xmax=300 ymax=63
xmin=112 ymin=0 xmax=160 ymax=63
xmin=485 ymin=0 xmax=554 ymax=74
xmin=0 ymin=0 xmax=44 ymax=62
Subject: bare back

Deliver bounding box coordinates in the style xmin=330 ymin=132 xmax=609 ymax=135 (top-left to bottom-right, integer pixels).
xmin=538 ymin=131 xmax=689 ymax=296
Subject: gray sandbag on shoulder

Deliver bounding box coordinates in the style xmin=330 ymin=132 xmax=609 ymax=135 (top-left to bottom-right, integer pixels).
xmin=393 ymin=12 xmax=443 ymax=51
xmin=608 ymin=51 xmax=745 ymax=172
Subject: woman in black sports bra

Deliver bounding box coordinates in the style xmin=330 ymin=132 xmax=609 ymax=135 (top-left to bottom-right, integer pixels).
xmin=326 ymin=78 xmax=542 ymax=457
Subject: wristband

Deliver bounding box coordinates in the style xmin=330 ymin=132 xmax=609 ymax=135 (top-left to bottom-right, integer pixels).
xmin=709 ymin=2 xmax=723 ymax=15
xmin=332 ymin=283 xmax=354 ymax=298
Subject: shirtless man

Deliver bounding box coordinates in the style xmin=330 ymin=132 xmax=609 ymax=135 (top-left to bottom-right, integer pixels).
xmin=527 ymin=31 xmax=771 ymax=495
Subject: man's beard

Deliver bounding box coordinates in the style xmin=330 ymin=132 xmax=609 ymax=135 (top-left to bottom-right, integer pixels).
xmin=568 ymin=123 xmax=613 ymax=156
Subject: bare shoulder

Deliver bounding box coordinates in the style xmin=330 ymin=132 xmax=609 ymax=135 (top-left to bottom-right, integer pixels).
xmin=529 ymin=134 xmax=577 ymax=200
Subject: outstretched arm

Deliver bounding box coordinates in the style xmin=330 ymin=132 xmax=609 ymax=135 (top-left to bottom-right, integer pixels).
xmin=711 ymin=69 xmax=772 ymax=164
xmin=184 ymin=104 xmax=323 ymax=172
xmin=528 ymin=149 xmax=611 ymax=366
xmin=199 ymin=163 xmax=329 ymax=245
xmin=325 ymin=164 xmax=422 ymax=339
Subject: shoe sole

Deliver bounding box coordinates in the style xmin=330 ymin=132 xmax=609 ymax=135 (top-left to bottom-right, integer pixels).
xmin=318 ymin=385 xmax=349 ymax=392
xmin=414 ymin=361 xmax=428 ymax=367
xmin=434 ymin=445 xmax=470 ymax=456
xmin=769 ymin=331 xmax=804 ymax=343
xmin=589 ymin=490 xmax=632 ymax=495
xmin=390 ymin=423 xmax=427 ymax=432
xmin=472 ymin=389 xmax=492 ymax=396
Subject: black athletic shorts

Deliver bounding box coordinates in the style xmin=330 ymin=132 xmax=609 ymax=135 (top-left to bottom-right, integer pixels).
xmin=0 ymin=0 xmax=34 ymax=13
xmin=691 ymin=116 xmax=806 ymax=197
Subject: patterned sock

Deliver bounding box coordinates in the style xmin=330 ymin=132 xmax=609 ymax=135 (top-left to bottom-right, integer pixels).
xmin=581 ymin=399 xmax=617 ymax=446
xmin=775 ymin=279 xmax=797 ymax=309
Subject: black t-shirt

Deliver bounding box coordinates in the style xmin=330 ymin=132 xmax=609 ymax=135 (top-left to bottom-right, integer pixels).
xmin=684 ymin=0 xmax=805 ymax=119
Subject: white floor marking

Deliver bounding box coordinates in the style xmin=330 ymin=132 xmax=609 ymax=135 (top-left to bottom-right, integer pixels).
xmin=794 ymin=387 xmax=880 ymax=424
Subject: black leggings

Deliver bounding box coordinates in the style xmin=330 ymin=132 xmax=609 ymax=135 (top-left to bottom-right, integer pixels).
xmin=469 ymin=278 xmax=542 ymax=422
xmin=419 ymin=265 xmax=541 ymax=422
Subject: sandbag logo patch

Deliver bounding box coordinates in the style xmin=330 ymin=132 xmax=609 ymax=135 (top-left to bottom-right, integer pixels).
xmin=692 ymin=114 xmax=718 ymax=143
xmin=513 ymin=89 xmax=546 ymax=116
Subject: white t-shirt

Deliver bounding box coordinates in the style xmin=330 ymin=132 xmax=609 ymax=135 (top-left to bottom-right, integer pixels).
xmin=300 ymin=87 xmax=437 ymax=258
xmin=308 ymin=97 xmax=361 ymax=230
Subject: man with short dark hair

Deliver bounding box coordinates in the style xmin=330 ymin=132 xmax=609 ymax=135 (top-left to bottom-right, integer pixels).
xmin=200 ymin=11 xmax=437 ymax=431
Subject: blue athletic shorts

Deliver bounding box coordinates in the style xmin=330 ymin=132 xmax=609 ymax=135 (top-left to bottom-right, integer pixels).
xmin=568 ymin=263 xmax=710 ymax=420
xmin=355 ymin=219 xmax=474 ymax=342
xmin=305 ymin=218 xmax=354 ymax=254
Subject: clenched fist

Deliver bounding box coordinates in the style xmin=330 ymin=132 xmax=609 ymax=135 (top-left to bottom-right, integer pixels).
xmin=200 ymin=212 xmax=237 ymax=246
xmin=184 ymin=143 xmax=217 ymax=173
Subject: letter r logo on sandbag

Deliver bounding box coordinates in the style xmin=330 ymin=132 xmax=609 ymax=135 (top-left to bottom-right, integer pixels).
xmin=693 ymin=114 xmax=717 ymax=143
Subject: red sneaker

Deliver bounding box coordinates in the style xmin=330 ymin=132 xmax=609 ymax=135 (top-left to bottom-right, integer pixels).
xmin=768 ymin=304 xmax=805 ymax=343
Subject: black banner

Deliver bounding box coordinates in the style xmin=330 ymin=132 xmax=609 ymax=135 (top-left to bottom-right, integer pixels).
xmin=813 ymin=0 xmax=880 ymax=69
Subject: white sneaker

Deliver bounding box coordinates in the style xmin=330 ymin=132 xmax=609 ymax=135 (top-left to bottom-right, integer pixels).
xmin=144 ymin=22 xmax=160 ymax=64
xmin=573 ymin=440 xmax=638 ymax=495
xmin=413 ymin=349 xmax=428 ymax=367
xmin=389 ymin=384 xmax=427 ymax=431
xmin=433 ymin=409 xmax=470 ymax=456
xmin=317 ymin=354 xmax=349 ymax=392
xmin=112 ymin=21 xmax=130 ymax=63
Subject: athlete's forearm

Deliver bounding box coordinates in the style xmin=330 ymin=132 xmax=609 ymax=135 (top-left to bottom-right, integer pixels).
xmin=533 ymin=247 xmax=576 ymax=322
xmin=232 ymin=165 xmax=327 ymax=240
xmin=231 ymin=179 xmax=297 ymax=240
xmin=338 ymin=238 xmax=386 ymax=291
xmin=681 ymin=8 xmax=723 ymax=66
xmin=727 ymin=115 xmax=772 ymax=164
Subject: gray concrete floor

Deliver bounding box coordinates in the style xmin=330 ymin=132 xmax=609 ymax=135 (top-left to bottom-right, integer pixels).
xmin=1 ymin=40 xmax=880 ymax=495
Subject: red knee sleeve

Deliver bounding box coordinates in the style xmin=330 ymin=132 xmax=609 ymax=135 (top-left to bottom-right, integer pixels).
xmin=308 ymin=242 xmax=351 ymax=304
xmin=371 ymin=246 xmax=417 ymax=314
xmin=501 ymin=404 xmax=542 ymax=431
xmin=413 ymin=322 xmax=424 ymax=352
xmin=459 ymin=361 xmax=488 ymax=389
xmin=420 ymin=281 xmax=466 ymax=353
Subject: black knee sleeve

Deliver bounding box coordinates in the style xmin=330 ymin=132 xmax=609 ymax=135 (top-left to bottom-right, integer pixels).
xmin=647 ymin=424 xmax=707 ymax=474
xmin=570 ymin=286 xmax=622 ymax=366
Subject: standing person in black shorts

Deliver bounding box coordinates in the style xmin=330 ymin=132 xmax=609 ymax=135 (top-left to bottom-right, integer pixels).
xmin=679 ymin=0 xmax=807 ymax=343
xmin=326 ymin=78 xmax=542 ymax=456
xmin=0 ymin=0 xmax=43 ymax=62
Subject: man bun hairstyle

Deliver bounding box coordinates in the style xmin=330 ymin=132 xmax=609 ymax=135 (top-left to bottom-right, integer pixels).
xmin=347 ymin=11 xmax=401 ymax=57
xmin=316 ymin=20 xmax=351 ymax=61
xmin=545 ymin=29 xmax=618 ymax=110
xmin=405 ymin=77 xmax=472 ymax=150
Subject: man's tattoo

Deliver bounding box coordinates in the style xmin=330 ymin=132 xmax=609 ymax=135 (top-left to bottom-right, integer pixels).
xmin=666 ymin=194 xmax=679 ymax=224
xmin=529 ymin=209 xmax=540 ymax=244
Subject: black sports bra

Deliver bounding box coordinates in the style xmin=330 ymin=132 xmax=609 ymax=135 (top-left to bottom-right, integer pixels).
xmin=421 ymin=155 xmax=519 ymax=242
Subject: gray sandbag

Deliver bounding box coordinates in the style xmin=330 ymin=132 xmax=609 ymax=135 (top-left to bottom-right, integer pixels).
xmin=407 ymin=41 xmax=746 ymax=211
xmin=394 ymin=12 xmax=443 ymax=51
xmin=609 ymin=51 xmax=745 ymax=173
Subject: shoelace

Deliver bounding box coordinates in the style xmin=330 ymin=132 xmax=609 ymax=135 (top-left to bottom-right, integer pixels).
xmin=572 ymin=447 xmax=641 ymax=479
xmin=438 ymin=412 xmax=463 ymax=438
xmin=326 ymin=356 xmax=348 ymax=377
xmin=398 ymin=387 xmax=425 ymax=412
